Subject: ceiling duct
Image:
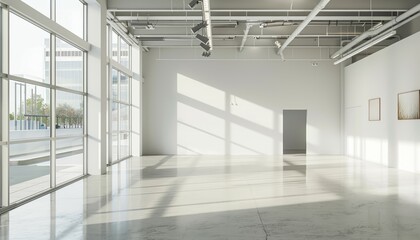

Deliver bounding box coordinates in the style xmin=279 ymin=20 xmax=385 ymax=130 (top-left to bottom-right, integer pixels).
xmin=260 ymin=21 xmax=295 ymax=28
xmin=334 ymin=30 xmax=397 ymax=65
xmin=331 ymin=3 xmax=420 ymax=58
xmin=277 ymin=0 xmax=332 ymax=60
xmin=130 ymin=21 xmax=237 ymax=29
xmin=137 ymin=37 xmax=165 ymax=41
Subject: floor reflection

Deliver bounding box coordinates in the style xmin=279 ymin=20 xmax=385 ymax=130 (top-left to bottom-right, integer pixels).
xmin=1 ymin=155 xmax=420 ymax=239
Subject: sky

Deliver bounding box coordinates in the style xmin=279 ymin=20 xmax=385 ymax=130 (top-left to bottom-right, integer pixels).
xmin=8 ymin=0 xmax=85 ymax=114
xmin=10 ymin=0 xmax=84 ymax=81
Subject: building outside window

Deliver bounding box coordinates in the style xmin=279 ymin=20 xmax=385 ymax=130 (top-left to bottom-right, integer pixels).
xmin=4 ymin=0 xmax=87 ymax=204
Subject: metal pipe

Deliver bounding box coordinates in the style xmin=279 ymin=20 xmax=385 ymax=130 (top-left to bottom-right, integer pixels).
xmin=136 ymin=34 xmax=359 ymax=39
xmin=117 ymin=16 xmax=394 ymax=22
xmin=331 ymin=3 xmax=420 ymax=58
xmin=202 ymin=0 xmax=213 ymax=50
xmin=341 ymin=12 xmax=420 ymax=57
xmin=109 ymin=9 xmax=407 ymax=13
xmin=240 ymin=24 xmax=253 ymax=52
xmin=334 ymin=30 xmax=397 ymax=65
xmin=141 ymin=45 xmax=349 ymax=49
xmin=277 ymin=0 xmax=331 ymax=59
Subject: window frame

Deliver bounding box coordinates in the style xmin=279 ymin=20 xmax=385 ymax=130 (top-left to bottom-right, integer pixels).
xmin=0 ymin=0 xmax=88 ymax=211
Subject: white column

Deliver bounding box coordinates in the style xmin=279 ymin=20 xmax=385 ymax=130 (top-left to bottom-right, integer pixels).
xmin=86 ymin=0 xmax=107 ymax=175
xmin=131 ymin=45 xmax=142 ymax=157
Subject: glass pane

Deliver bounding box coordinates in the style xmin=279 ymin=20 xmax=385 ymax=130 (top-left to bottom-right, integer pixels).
xmin=56 ymin=0 xmax=84 ymax=38
xmin=21 ymin=0 xmax=50 ymax=18
xmin=56 ymin=91 xmax=84 ymax=137
xmin=120 ymin=104 xmax=129 ymax=132
xmin=120 ymin=132 xmax=130 ymax=159
xmin=120 ymin=38 xmax=130 ymax=69
xmin=112 ymin=134 xmax=118 ymax=162
xmin=111 ymin=31 xmax=118 ymax=62
xmin=10 ymin=141 xmax=51 ymax=203
xmin=120 ymin=73 xmax=129 ymax=103
xmin=56 ymin=137 xmax=83 ymax=185
xmin=56 ymin=38 xmax=84 ymax=92
xmin=10 ymin=14 xmax=50 ymax=83
xmin=112 ymin=69 xmax=118 ymax=101
xmin=112 ymin=102 xmax=118 ymax=132
xmin=9 ymin=81 xmax=50 ymax=139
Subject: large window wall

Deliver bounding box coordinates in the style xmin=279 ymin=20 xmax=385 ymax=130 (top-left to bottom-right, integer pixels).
xmin=108 ymin=29 xmax=132 ymax=164
xmin=1 ymin=0 xmax=87 ymax=207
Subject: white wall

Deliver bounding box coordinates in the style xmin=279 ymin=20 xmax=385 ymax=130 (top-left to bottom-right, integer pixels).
xmin=345 ymin=31 xmax=420 ymax=173
xmin=143 ymin=48 xmax=341 ymax=155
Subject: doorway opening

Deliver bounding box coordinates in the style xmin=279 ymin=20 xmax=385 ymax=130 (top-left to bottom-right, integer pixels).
xmin=283 ymin=110 xmax=307 ymax=154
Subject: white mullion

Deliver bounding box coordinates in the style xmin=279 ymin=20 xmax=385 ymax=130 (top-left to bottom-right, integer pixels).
xmin=106 ymin=13 xmax=138 ymax=47
xmin=117 ymin=34 xmax=120 ymax=162
xmin=49 ymin=0 xmax=56 ymax=188
xmin=8 ymin=75 xmax=85 ymax=96
xmin=109 ymin=58 xmax=133 ymax=77
xmin=83 ymin=2 xmax=87 ymax=41
xmin=117 ymin=71 xmax=121 ymax=162
xmin=129 ymin=76 xmax=132 ymax=158
xmin=107 ymin=25 xmax=113 ymax=165
xmin=129 ymin=45 xmax=132 ymax=158
xmin=0 ymin=0 xmax=90 ymax=51
xmin=82 ymin=0 xmax=87 ymax=175
xmin=50 ymin=35 xmax=56 ymax=188
xmin=8 ymin=135 xmax=85 ymax=145
xmin=50 ymin=0 xmax=55 ymax=21
xmin=83 ymin=50 xmax=87 ymax=175
xmin=0 ymin=5 xmax=9 ymax=207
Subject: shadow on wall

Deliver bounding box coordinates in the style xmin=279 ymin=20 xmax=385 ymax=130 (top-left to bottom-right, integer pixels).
xmin=175 ymin=73 xmax=311 ymax=155
xmin=345 ymin=106 xmax=420 ymax=173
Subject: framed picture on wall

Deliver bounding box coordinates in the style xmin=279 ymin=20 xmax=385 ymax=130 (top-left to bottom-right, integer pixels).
xmin=369 ymin=98 xmax=381 ymax=121
xmin=398 ymin=90 xmax=420 ymax=120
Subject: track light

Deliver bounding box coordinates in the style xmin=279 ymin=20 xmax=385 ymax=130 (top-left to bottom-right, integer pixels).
xmin=334 ymin=30 xmax=396 ymax=65
xmin=188 ymin=0 xmax=202 ymax=9
xmin=200 ymin=42 xmax=211 ymax=51
xmin=196 ymin=34 xmax=209 ymax=44
xmin=191 ymin=21 xmax=208 ymax=34
xmin=275 ymin=41 xmax=282 ymax=48
xmin=202 ymin=51 xmax=211 ymax=57
xmin=145 ymin=23 xmax=155 ymax=30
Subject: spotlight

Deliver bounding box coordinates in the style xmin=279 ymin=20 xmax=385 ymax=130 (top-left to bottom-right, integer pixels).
xmin=259 ymin=23 xmax=267 ymax=29
xmin=196 ymin=34 xmax=209 ymax=44
xmin=200 ymin=42 xmax=211 ymax=52
xmin=275 ymin=40 xmax=282 ymax=48
xmin=191 ymin=21 xmax=208 ymax=34
xmin=202 ymin=51 xmax=211 ymax=57
xmin=145 ymin=24 xmax=155 ymax=30
xmin=188 ymin=0 xmax=202 ymax=9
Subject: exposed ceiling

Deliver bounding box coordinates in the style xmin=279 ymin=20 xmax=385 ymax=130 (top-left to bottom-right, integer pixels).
xmin=107 ymin=0 xmax=420 ymax=52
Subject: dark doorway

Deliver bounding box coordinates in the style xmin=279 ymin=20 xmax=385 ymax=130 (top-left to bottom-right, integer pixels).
xmin=283 ymin=110 xmax=307 ymax=154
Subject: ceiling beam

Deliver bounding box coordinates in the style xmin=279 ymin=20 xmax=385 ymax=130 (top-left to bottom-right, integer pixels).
xmin=136 ymin=34 xmax=360 ymax=39
xmin=115 ymin=16 xmax=395 ymax=22
xmin=109 ymin=9 xmax=407 ymax=13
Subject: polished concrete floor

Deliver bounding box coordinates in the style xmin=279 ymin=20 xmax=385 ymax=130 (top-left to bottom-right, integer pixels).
xmin=1 ymin=155 xmax=420 ymax=239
